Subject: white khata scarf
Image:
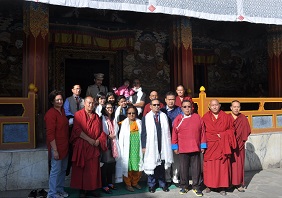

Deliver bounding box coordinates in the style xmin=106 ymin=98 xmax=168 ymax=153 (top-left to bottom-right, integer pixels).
xmin=115 ymin=118 xmax=144 ymax=183
xmin=143 ymin=111 xmax=173 ymax=175
xmin=129 ymin=87 xmax=143 ymax=115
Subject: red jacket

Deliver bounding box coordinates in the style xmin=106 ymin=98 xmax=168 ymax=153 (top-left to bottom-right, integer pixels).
xmin=172 ymin=113 xmax=207 ymax=153
xmin=45 ymin=107 xmax=69 ymax=160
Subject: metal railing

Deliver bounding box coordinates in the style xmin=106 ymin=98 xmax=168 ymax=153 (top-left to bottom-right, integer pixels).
xmin=193 ymin=86 xmax=282 ymax=134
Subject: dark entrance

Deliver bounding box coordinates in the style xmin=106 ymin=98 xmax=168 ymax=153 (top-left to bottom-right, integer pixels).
xmin=65 ymin=59 xmax=109 ymax=98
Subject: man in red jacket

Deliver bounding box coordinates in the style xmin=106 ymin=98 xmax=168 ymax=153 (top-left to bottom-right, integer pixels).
xmin=202 ymin=99 xmax=236 ymax=196
xmin=172 ymin=100 xmax=206 ymax=196
xmin=230 ymin=100 xmax=251 ymax=192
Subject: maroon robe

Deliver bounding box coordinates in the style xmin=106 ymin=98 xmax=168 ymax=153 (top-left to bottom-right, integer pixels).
xmin=70 ymin=109 xmax=107 ymax=191
xmin=230 ymin=113 xmax=251 ymax=186
xmin=202 ymin=110 xmax=236 ymax=188
xmin=175 ymin=96 xmax=193 ymax=107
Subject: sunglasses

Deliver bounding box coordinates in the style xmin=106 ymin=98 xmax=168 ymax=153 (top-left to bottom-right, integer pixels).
xmin=182 ymin=106 xmax=191 ymax=108
xmin=127 ymin=112 xmax=136 ymax=115
xmin=152 ymin=104 xmax=160 ymax=106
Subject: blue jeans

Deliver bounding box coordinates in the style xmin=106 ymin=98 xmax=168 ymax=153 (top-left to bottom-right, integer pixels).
xmin=48 ymin=149 xmax=68 ymax=198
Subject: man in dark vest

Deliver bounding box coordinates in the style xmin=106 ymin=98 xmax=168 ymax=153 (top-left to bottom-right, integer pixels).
xmin=63 ymin=84 xmax=84 ymax=176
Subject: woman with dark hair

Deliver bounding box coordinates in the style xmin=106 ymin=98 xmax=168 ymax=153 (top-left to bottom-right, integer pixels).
xmin=106 ymin=92 xmax=118 ymax=111
xmin=44 ymin=90 xmax=69 ymax=198
xmin=100 ymin=102 xmax=120 ymax=194
xmin=114 ymin=95 xmax=128 ymax=137
xmin=116 ymin=106 xmax=143 ymax=192
xmin=95 ymin=92 xmax=106 ymax=117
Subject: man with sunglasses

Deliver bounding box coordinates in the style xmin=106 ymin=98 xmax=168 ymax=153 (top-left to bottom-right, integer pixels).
xmin=141 ymin=99 xmax=173 ymax=193
xmin=143 ymin=90 xmax=164 ymax=116
xmin=172 ymin=100 xmax=206 ymax=196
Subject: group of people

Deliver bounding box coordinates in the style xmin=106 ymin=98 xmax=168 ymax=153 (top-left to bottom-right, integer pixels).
xmin=44 ymin=73 xmax=251 ymax=198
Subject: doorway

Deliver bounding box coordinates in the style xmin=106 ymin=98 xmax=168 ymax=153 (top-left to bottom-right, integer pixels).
xmin=65 ymin=59 xmax=109 ymax=98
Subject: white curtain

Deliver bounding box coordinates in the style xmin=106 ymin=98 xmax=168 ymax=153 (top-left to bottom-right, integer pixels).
xmin=26 ymin=0 xmax=282 ymax=25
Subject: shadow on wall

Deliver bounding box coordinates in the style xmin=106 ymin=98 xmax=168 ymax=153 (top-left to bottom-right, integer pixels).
xmin=244 ymin=142 xmax=262 ymax=188
xmin=245 ymin=142 xmax=262 ymax=171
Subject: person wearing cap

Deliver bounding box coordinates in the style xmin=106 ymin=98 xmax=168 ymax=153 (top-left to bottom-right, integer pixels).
xmin=86 ymin=73 xmax=108 ymax=98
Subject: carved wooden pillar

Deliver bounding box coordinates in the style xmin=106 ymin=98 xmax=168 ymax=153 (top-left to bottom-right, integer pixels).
xmin=23 ymin=2 xmax=49 ymax=143
xmin=170 ymin=16 xmax=194 ymax=95
xmin=267 ymin=26 xmax=282 ymax=97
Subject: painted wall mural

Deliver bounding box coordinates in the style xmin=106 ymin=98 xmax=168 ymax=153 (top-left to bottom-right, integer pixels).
xmin=192 ymin=19 xmax=268 ymax=97
xmin=123 ymin=30 xmax=170 ymax=100
xmin=0 ymin=1 xmax=23 ymax=97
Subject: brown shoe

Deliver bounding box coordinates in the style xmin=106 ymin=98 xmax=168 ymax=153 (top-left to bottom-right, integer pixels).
xmin=205 ymin=187 xmax=211 ymax=193
xmin=126 ymin=185 xmax=134 ymax=192
xmin=133 ymin=184 xmax=142 ymax=190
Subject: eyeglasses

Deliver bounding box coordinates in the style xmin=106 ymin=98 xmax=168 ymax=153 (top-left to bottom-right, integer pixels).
xmin=127 ymin=112 xmax=136 ymax=115
xmin=182 ymin=106 xmax=191 ymax=108
xmin=152 ymin=104 xmax=160 ymax=106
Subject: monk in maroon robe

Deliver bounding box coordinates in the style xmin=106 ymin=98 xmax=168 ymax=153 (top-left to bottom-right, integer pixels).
xmin=230 ymin=100 xmax=251 ymax=192
xmin=70 ymin=96 xmax=107 ymax=197
xmin=175 ymin=85 xmax=193 ymax=107
xmin=202 ymin=99 xmax=236 ymax=196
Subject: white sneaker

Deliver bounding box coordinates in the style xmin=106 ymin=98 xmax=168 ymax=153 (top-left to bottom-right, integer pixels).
xmin=57 ymin=191 xmax=69 ymax=198
xmin=172 ymin=176 xmax=179 ymax=184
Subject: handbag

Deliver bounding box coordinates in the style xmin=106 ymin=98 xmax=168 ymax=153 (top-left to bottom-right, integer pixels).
xmin=101 ymin=149 xmax=115 ymax=163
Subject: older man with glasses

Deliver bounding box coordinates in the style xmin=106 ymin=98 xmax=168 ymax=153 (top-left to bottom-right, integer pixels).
xmin=141 ymin=99 xmax=173 ymax=193
xmin=172 ymin=100 xmax=206 ymax=196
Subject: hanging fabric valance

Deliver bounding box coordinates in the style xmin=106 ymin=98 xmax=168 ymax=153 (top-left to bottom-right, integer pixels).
xmin=26 ymin=0 xmax=282 ymax=25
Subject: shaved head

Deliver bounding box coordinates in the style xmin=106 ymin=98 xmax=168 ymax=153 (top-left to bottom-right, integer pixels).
xmin=209 ymin=99 xmax=221 ymax=115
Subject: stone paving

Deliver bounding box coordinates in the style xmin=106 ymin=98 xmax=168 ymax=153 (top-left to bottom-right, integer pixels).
xmin=1 ymin=168 xmax=281 ymax=198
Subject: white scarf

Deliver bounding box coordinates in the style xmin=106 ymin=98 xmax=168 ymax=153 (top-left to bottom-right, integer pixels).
xmin=129 ymin=87 xmax=143 ymax=115
xmin=143 ymin=111 xmax=173 ymax=175
xmin=95 ymin=104 xmax=103 ymax=117
xmin=115 ymin=118 xmax=144 ymax=183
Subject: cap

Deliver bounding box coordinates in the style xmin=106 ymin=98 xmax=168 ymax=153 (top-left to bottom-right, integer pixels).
xmin=94 ymin=73 xmax=104 ymax=80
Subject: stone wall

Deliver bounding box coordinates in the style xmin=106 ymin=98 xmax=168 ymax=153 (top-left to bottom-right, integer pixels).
xmin=1 ymin=132 xmax=281 ymax=191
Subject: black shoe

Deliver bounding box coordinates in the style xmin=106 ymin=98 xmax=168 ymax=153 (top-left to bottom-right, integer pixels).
xmin=108 ymin=184 xmax=117 ymax=190
xmin=79 ymin=190 xmax=86 ymax=198
xmin=37 ymin=189 xmax=47 ymax=198
xmin=166 ymin=182 xmax=172 ymax=187
xmin=162 ymin=186 xmax=170 ymax=192
xmin=102 ymin=187 xmax=112 ymax=194
xmin=149 ymin=186 xmax=156 ymax=193
xmin=86 ymin=190 xmax=101 ymax=197
xmin=28 ymin=190 xmax=37 ymax=198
